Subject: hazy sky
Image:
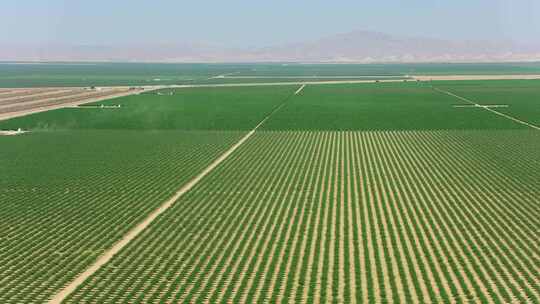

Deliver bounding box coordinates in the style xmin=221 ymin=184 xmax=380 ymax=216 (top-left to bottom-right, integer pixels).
xmin=2 ymin=0 xmax=539 ymax=47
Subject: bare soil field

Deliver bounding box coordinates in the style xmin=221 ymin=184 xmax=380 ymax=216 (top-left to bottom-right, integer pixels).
xmin=0 ymin=89 xmax=30 ymax=96
xmin=0 ymin=88 xmax=61 ymax=99
xmin=0 ymin=88 xmax=143 ymax=121
xmin=0 ymin=90 xmax=113 ymax=112
xmin=0 ymin=89 xmax=80 ymax=106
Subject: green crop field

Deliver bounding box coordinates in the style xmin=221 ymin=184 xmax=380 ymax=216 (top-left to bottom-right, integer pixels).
xmin=0 ymin=86 xmax=295 ymax=130
xmin=0 ymin=63 xmax=245 ymax=87
xmin=1 ymin=75 xmax=539 ymax=303
xmin=261 ymin=82 xmax=526 ymax=130
xmin=0 ymin=130 xmax=244 ymax=303
xmin=0 ymin=84 xmax=298 ymax=303
xmin=2 ymin=62 xmax=540 ymax=88
xmin=199 ymin=76 xmax=409 ymax=84
xmin=64 ymin=130 xmax=540 ymax=304
xmin=436 ymin=79 xmax=540 ymax=126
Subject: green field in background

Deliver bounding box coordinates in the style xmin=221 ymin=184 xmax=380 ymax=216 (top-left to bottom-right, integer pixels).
xmin=0 ymin=86 xmax=296 ymax=130
xmin=1 ymin=62 xmax=540 ymax=87
xmin=200 ymin=76 xmax=409 ymax=84
xmin=436 ymin=79 xmax=540 ymax=126
xmin=261 ymin=82 xmax=527 ymax=130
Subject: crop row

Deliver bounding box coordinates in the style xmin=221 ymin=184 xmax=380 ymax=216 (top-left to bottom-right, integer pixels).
xmin=0 ymin=130 xmax=244 ymax=304
xmin=65 ymin=130 xmax=540 ymax=303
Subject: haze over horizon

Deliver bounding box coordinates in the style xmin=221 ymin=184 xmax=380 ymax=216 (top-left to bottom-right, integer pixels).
xmin=2 ymin=0 xmax=540 ymax=62
xmin=3 ymin=0 xmax=540 ymax=46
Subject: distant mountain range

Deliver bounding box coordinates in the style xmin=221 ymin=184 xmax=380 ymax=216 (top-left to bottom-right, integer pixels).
xmin=2 ymin=31 xmax=540 ymax=63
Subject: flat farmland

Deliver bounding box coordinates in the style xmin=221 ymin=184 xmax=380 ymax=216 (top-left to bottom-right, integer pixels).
xmin=0 ymin=85 xmax=297 ymax=303
xmin=0 ymin=86 xmax=295 ymax=130
xmin=0 ymin=87 xmax=138 ymax=121
xmin=200 ymin=76 xmax=409 ymax=85
xmin=1 ymin=76 xmax=539 ymax=303
xmin=261 ymin=82 xmax=526 ymax=130
xmin=0 ymin=63 xmax=249 ymax=87
xmin=0 ymin=130 xmax=245 ymax=303
xmin=3 ymin=62 xmax=540 ymax=88
xmin=435 ymin=79 xmax=540 ymax=126
xmin=64 ymin=130 xmax=540 ymax=303
xmin=231 ymin=62 xmax=540 ymax=77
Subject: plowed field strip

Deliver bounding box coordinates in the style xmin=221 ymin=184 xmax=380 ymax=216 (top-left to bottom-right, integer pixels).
xmin=0 ymin=89 xmax=27 ymax=96
xmin=0 ymin=89 xmax=76 ymax=106
xmin=0 ymin=88 xmax=60 ymax=100
xmin=0 ymin=90 xmax=125 ymax=114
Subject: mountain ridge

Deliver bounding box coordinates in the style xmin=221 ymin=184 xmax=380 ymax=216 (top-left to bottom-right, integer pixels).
xmin=2 ymin=30 xmax=540 ymax=63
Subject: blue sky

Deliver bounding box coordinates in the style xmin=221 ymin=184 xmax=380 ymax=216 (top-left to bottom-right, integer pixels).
xmin=2 ymin=0 xmax=539 ymax=46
